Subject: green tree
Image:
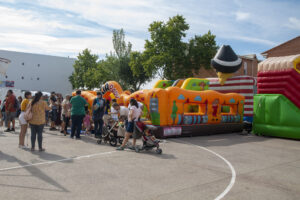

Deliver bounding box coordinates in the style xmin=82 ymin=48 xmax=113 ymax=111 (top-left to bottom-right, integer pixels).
xmin=129 ymin=51 xmax=152 ymax=90
xmin=111 ymin=29 xmax=151 ymax=91
xmin=143 ymin=15 xmax=218 ymax=80
xmin=69 ymin=49 xmax=99 ymax=89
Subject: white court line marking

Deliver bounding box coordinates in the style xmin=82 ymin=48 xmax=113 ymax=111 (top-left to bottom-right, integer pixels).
xmin=175 ymin=139 xmax=236 ymax=200
xmin=0 ymin=151 xmax=116 ymax=172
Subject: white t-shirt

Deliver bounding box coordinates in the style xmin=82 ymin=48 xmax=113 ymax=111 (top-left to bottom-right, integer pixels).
xmin=110 ymin=106 xmax=118 ymax=121
xmin=129 ymin=106 xmax=141 ymax=121
xmin=119 ymin=106 xmax=129 ymax=117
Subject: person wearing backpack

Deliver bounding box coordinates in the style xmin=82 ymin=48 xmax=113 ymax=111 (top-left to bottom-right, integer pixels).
xmin=4 ymin=90 xmax=17 ymax=132
xmin=92 ymin=91 xmax=106 ymax=138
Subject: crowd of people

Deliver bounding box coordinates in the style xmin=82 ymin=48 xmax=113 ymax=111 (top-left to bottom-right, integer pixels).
xmin=0 ymin=89 xmax=144 ymax=152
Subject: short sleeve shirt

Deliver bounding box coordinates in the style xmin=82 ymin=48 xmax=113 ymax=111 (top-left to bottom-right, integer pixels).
xmin=28 ymin=100 xmax=50 ymax=125
xmin=129 ymin=106 xmax=141 ymax=121
xmin=5 ymin=94 xmax=16 ymax=112
xmin=70 ymin=95 xmax=87 ymax=116
xmin=21 ymin=99 xmax=30 ymax=111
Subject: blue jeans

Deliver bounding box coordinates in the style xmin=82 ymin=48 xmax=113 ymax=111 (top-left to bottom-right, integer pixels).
xmin=71 ymin=115 xmax=84 ymax=138
xmin=94 ymin=119 xmax=103 ymax=137
xmin=30 ymin=124 xmax=44 ymax=149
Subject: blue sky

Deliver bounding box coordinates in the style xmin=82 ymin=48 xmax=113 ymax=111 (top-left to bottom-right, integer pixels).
xmin=0 ymin=0 xmax=299 ymax=61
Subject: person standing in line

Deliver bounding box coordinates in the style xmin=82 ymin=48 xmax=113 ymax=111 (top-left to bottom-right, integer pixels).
xmin=28 ymin=92 xmax=50 ymax=151
xmin=1 ymin=97 xmax=7 ymax=127
xmin=61 ymin=95 xmax=71 ymax=136
xmin=17 ymin=96 xmax=22 ymax=117
xmin=43 ymin=95 xmax=50 ymax=126
xmin=18 ymin=91 xmax=32 ymax=148
xmin=70 ymin=90 xmax=88 ymax=139
xmin=4 ymin=90 xmax=17 ymax=132
xmin=49 ymin=92 xmax=58 ymax=131
xmin=92 ymin=92 xmax=106 ymax=138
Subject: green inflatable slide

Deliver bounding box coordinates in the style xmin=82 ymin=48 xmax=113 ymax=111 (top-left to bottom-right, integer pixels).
xmin=253 ymin=94 xmax=300 ymax=139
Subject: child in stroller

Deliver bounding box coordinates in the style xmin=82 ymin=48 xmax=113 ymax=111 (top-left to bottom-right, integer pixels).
xmin=97 ymin=114 xmax=124 ymax=146
xmin=134 ymin=121 xmax=162 ymax=154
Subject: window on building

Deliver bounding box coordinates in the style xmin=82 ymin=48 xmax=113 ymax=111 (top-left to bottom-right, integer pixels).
xmin=22 ymin=62 xmax=24 ymax=66
xmin=37 ymin=77 xmax=40 ymax=80
xmin=244 ymin=62 xmax=248 ymax=75
xmin=21 ymin=76 xmax=24 ymax=79
xmin=5 ymin=75 xmax=8 ymax=79
xmin=38 ymin=64 xmax=40 ymax=67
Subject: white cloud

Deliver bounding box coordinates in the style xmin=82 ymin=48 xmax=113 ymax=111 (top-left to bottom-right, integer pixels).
xmin=235 ymin=11 xmax=250 ymax=21
xmin=286 ymin=17 xmax=300 ymax=30
xmin=0 ymin=0 xmax=299 ymax=59
xmin=221 ymin=35 xmax=276 ymax=46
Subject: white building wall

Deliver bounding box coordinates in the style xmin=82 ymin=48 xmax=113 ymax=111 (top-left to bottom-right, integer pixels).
xmin=0 ymin=50 xmax=76 ymax=95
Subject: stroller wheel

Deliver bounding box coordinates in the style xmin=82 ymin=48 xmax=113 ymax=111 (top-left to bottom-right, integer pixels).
xmin=109 ymin=137 xmax=117 ymax=147
xmin=97 ymin=139 xmax=102 ymax=144
xmin=156 ymin=148 xmax=162 ymax=154
xmin=118 ymin=138 xmax=123 ymax=145
xmin=135 ymin=146 xmax=140 ymax=153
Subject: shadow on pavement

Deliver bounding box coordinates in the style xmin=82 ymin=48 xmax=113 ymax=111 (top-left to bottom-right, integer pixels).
xmin=0 ymin=151 xmax=70 ymax=192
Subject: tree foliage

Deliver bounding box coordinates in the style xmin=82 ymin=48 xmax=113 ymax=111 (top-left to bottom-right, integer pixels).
xmin=103 ymin=29 xmax=151 ymax=91
xmin=142 ymin=15 xmax=218 ymax=80
xmin=69 ymin=16 xmax=218 ymax=91
xmin=69 ymin=49 xmax=99 ymax=89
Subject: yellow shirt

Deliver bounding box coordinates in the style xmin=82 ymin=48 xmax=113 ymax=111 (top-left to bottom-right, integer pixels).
xmin=28 ymin=100 xmax=50 ymax=125
xmin=21 ymin=99 xmax=30 ymax=111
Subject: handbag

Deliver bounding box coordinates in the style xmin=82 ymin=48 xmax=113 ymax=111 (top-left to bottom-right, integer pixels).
xmin=24 ymin=103 xmax=33 ymax=121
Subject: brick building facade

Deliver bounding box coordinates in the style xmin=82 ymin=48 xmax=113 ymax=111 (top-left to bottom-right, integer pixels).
xmin=261 ymin=36 xmax=300 ymax=58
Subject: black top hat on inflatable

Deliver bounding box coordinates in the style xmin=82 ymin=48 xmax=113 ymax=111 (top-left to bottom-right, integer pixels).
xmin=211 ymin=45 xmax=242 ymax=73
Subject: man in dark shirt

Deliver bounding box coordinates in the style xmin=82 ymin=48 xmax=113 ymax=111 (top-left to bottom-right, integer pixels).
xmin=4 ymin=90 xmax=16 ymax=132
xmin=93 ymin=92 xmax=105 ymax=138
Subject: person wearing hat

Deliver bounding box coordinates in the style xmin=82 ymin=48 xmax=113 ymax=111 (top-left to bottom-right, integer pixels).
xmin=92 ymin=91 xmax=106 ymax=138
xmin=70 ymin=90 xmax=88 ymax=139
xmin=211 ymin=45 xmax=242 ymax=85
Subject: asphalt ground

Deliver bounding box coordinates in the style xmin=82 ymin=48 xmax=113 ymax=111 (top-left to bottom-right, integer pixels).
xmin=0 ymin=125 xmax=299 ymax=200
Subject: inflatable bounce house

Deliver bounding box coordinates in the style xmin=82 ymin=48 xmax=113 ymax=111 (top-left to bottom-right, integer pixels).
xmin=253 ymin=54 xmax=300 ymax=139
xmin=208 ymin=76 xmax=256 ymax=122
xmin=76 ymin=45 xmax=251 ymax=138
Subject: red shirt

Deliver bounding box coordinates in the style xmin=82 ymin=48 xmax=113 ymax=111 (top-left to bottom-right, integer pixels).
xmin=5 ymin=94 xmax=16 ymax=112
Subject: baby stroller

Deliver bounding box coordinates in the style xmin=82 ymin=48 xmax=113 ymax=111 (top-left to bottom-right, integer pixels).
xmin=97 ymin=114 xmax=124 ymax=146
xmin=134 ymin=121 xmax=162 ymax=154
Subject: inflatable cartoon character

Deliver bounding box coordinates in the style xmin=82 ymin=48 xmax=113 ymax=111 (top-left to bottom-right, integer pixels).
xmin=211 ymin=45 xmax=242 ymax=85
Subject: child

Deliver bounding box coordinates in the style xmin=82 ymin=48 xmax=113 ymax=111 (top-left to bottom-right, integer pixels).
xmin=144 ymin=128 xmax=158 ymax=142
xmin=83 ymin=110 xmax=92 ymax=135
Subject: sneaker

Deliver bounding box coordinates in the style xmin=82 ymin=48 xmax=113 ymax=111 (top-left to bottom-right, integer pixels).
xmin=116 ymin=146 xmax=125 ymax=150
xmin=11 ymin=128 xmax=15 ymax=132
xmin=75 ymin=137 xmax=81 ymax=140
xmin=39 ymin=148 xmax=45 ymax=152
xmin=30 ymin=148 xmax=35 ymax=151
xmin=19 ymin=145 xmax=27 ymax=149
xmin=4 ymin=128 xmax=11 ymax=132
xmin=128 ymin=146 xmax=135 ymax=150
